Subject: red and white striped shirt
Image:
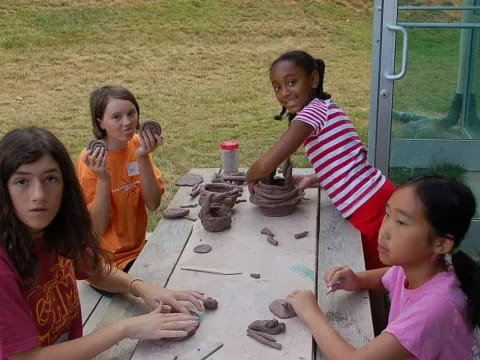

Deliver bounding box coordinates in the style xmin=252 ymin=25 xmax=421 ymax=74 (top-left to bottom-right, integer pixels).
xmin=293 ymin=98 xmax=385 ymax=218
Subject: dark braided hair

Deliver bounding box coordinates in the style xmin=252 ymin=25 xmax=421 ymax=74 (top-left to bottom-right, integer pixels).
xmin=270 ymin=50 xmax=331 ymax=121
xmin=399 ymin=175 xmax=480 ymax=328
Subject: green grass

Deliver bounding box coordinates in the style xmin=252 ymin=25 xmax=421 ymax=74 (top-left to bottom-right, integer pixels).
xmin=0 ymin=0 xmax=374 ymax=230
xmin=390 ymin=163 xmax=467 ymax=186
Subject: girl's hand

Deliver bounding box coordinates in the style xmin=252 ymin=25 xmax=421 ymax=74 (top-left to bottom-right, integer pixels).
xmin=137 ymin=129 xmax=162 ymax=158
xmin=285 ymin=290 xmax=320 ymax=322
xmin=124 ymin=306 xmax=199 ymax=340
xmin=82 ymin=147 xmax=110 ymax=180
xmin=292 ymin=174 xmax=318 ymax=191
xmin=136 ymin=282 xmax=204 ymax=314
xmin=323 ymin=266 xmax=361 ymax=292
xmin=247 ymin=181 xmax=257 ymax=196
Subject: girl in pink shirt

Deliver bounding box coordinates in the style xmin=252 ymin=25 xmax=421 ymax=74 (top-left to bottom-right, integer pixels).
xmin=285 ymin=175 xmax=479 ymax=359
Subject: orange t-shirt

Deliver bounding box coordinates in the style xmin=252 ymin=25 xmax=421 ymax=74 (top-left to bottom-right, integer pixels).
xmin=76 ymin=135 xmax=165 ymax=269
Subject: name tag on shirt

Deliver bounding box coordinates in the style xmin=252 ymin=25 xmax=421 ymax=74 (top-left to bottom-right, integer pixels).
xmin=127 ymin=162 xmax=140 ymax=176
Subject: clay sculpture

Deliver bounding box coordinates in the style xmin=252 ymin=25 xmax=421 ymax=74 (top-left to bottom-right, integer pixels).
xmin=176 ymin=173 xmax=204 ymax=186
xmin=248 ymin=319 xmax=286 ymax=335
xmin=139 ymin=119 xmax=162 ymax=137
xmin=198 ymin=192 xmax=232 ymax=232
xmin=269 ymin=299 xmax=297 ymax=319
xmin=246 ymin=319 xmax=286 ymax=350
xmin=211 ymin=171 xmax=247 ymax=185
xmin=193 ymin=244 xmax=212 ymax=254
xmin=87 ymin=139 xmax=108 ymax=152
xmin=249 ymin=158 xmax=304 ymax=216
xmin=163 ymin=207 xmax=189 ymax=219
xmin=199 ymin=183 xmax=242 ymax=209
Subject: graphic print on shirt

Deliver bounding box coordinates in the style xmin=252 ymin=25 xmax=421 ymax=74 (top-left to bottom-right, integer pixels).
xmin=26 ymin=257 xmax=79 ymax=345
xmin=112 ymin=175 xmax=140 ymax=200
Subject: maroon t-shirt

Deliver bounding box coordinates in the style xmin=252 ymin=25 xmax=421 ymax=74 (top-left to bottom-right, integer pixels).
xmin=0 ymin=239 xmax=88 ymax=359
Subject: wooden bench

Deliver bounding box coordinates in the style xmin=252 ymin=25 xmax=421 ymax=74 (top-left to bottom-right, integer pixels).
xmin=316 ymin=190 xmax=374 ymax=359
xmin=80 ymin=168 xmax=374 ymax=359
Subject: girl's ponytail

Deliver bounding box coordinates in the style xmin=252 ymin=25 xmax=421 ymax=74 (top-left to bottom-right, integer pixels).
xmin=452 ymin=250 xmax=480 ymax=328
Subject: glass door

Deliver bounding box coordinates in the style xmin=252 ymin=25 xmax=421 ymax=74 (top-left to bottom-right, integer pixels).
xmin=369 ymin=0 xmax=480 ymax=259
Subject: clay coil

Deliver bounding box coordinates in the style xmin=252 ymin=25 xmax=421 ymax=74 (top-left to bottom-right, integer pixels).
xmin=87 ymin=139 xmax=107 ymax=152
xmin=140 ymin=119 xmax=162 ymax=136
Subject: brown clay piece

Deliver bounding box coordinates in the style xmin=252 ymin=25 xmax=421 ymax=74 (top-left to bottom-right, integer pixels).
xmin=203 ymin=297 xmax=218 ymax=310
xmin=269 ymin=299 xmax=297 ymax=319
xmin=193 ymin=244 xmax=212 ymax=254
xmin=249 ymin=158 xmax=304 ymax=216
xmin=163 ymin=207 xmax=190 ymax=219
xmin=260 ymin=227 xmax=274 ymax=237
xmin=294 ymin=231 xmax=309 ymax=239
xmin=248 ymin=319 xmax=286 ymax=335
xmin=140 ymin=119 xmax=162 ymax=137
xmin=266 ymin=234 xmax=278 ymax=246
xmin=250 ymin=273 xmax=261 ymax=279
xmin=176 ymin=173 xmax=204 ymax=187
xmin=247 ymin=329 xmax=282 ymax=350
xmin=179 ymin=204 xmax=199 ymax=208
xmin=198 ymin=193 xmax=232 ymax=232
xmin=87 ymin=139 xmax=108 ymax=152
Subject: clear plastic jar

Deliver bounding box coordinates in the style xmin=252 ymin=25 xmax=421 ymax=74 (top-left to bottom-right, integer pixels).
xmin=220 ymin=140 xmax=239 ymax=173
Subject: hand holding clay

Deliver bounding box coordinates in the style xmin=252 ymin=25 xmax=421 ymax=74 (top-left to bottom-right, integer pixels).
xmin=269 ymin=299 xmax=297 ymax=319
xmin=284 ymin=290 xmax=320 ymax=322
xmin=292 ymin=174 xmax=319 ymax=191
xmin=323 ymin=265 xmax=360 ymax=292
xmin=133 ymin=281 xmax=204 ymax=314
xmin=83 ymin=142 xmax=109 ymax=180
xmin=137 ymin=120 xmax=163 ymax=158
xmin=123 ymin=306 xmax=199 ymax=341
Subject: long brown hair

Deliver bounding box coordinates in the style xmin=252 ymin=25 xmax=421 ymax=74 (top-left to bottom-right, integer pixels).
xmin=0 ymin=127 xmax=110 ymax=286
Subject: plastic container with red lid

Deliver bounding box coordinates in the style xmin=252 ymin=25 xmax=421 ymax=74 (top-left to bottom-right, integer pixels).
xmin=220 ymin=140 xmax=239 ymax=173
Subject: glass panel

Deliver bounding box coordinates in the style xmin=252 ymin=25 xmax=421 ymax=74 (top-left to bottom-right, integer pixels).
xmin=388 ymin=3 xmax=480 ymax=223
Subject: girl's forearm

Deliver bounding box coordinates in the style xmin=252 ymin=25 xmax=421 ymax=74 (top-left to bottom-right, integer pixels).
xmin=12 ymin=320 xmax=128 ymax=360
xmin=137 ymin=155 xmax=162 ymax=210
xmin=89 ymin=177 xmax=111 ymax=234
xmin=356 ymin=268 xmax=390 ymax=290
xmin=88 ymin=265 xmax=134 ymax=294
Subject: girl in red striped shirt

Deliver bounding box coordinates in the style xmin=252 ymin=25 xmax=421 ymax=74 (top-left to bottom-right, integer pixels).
xmin=246 ymin=50 xmax=395 ymax=270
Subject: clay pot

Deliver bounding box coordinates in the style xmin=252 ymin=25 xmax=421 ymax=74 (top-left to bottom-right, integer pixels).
xmin=250 ymin=175 xmax=304 ymax=217
xmin=199 ymin=193 xmax=233 ymax=232
xmin=199 ymin=183 xmax=241 ymax=208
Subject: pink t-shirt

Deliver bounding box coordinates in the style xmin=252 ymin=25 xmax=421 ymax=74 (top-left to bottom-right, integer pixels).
xmin=381 ymin=265 xmax=474 ymax=359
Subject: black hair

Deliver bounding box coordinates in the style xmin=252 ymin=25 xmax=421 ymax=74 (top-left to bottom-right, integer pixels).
xmin=400 ymin=175 xmax=480 ymax=328
xmin=270 ymin=50 xmax=331 ymax=121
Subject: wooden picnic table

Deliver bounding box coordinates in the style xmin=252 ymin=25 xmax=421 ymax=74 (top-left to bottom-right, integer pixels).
xmin=80 ymin=168 xmax=374 ymax=359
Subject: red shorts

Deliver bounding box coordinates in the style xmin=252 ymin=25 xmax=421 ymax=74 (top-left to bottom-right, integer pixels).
xmin=348 ymin=179 xmax=396 ymax=270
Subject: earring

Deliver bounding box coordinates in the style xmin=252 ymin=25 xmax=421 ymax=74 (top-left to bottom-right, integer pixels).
xmin=428 ymin=253 xmax=438 ymax=262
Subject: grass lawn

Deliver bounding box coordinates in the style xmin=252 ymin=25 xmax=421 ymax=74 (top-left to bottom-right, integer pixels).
xmin=0 ymin=0 xmax=373 ymax=230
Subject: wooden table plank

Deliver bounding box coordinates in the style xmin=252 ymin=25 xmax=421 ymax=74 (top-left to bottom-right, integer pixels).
xmin=132 ymin=185 xmax=319 ymax=359
xmin=86 ymin=168 xmax=217 ymax=360
xmin=315 ymin=190 xmax=374 ymax=359
xmin=78 ymin=280 xmax=102 ymax=326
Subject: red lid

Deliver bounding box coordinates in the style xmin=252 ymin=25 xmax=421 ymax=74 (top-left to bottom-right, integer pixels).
xmin=220 ymin=140 xmax=239 ymax=150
